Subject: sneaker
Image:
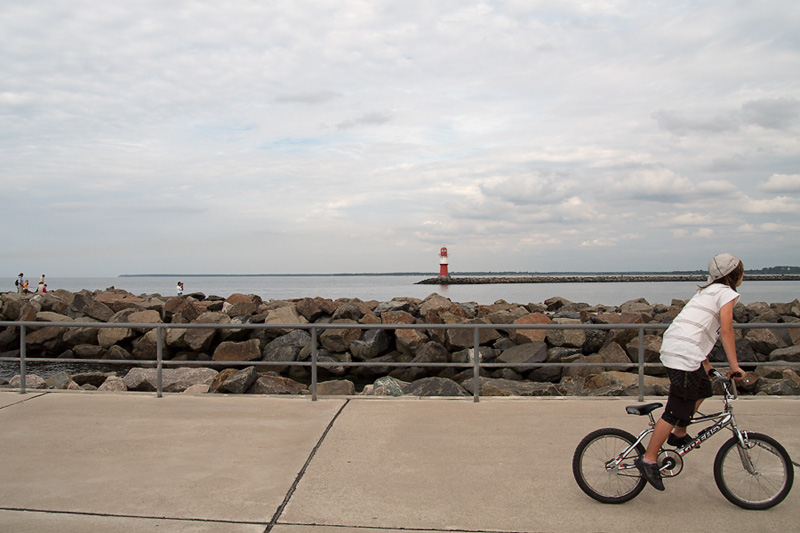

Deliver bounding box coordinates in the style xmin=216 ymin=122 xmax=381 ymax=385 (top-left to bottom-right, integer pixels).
xmin=667 ymin=433 xmax=694 ymax=448
xmin=635 ymin=457 xmax=665 ymax=491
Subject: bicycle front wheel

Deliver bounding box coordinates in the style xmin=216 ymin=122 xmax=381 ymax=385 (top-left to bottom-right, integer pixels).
xmin=714 ymin=432 xmax=794 ymax=510
xmin=573 ymin=428 xmax=647 ymax=504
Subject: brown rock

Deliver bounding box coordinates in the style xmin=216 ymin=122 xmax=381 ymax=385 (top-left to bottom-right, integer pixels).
xmin=209 ymin=368 xmax=238 ymax=392
xmin=98 ymin=376 xmax=127 ymax=391
xmin=746 ymin=328 xmax=788 ymax=355
xmin=546 ymin=318 xmax=586 ymax=348
xmin=446 ymin=318 xmax=500 ymax=349
xmin=212 ymin=339 xmax=262 ymax=362
xmin=511 ymin=313 xmax=551 ymax=344
xmin=319 ymin=319 xmax=361 ymax=353
xmin=248 ymin=374 xmax=307 ymax=394
xmin=296 ymin=297 xmax=337 ymax=321
xmin=317 ymin=379 xmax=356 ymax=395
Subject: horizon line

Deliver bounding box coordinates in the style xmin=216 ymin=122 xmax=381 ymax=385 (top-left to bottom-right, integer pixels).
xmin=119 ymin=270 xmax=713 ymax=278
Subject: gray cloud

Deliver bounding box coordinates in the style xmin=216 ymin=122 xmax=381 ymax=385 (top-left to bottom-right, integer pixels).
xmin=742 ymin=97 xmax=800 ymax=129
xmin=652 ymin=109 xmax=740 ymax=136
xmin=335 ymin=112 xmax=393 ymax=130
xmin=653 ymin=97 xmax=800 ymax=136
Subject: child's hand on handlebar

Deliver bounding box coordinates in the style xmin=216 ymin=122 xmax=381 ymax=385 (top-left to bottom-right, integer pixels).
xmin=708 ymin=367 xmax=743 ymax=381
xmin=728 ymin=366 xmax=744 ymax=380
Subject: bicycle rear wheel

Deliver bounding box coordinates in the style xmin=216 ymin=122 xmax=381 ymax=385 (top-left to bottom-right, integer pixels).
xmin=573 ymin=428 xmax=647 ymax=504
xmin=714 ymin=432 xmax=794 ymax=510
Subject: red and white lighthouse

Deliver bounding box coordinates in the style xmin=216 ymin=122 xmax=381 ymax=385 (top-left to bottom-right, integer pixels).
xmin=439 ymin=246 xmax=449 ymax=277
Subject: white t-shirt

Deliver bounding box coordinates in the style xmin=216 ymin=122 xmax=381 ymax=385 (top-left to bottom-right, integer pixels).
xmin=660 ymin=284 xmax=740 ymax=371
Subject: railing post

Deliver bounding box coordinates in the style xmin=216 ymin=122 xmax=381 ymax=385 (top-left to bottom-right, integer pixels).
xmin=19 ymin=324 xmax=27 ymax=394
xmin=156 ymin=325 xmax=163 ymax=398
xmin=311 ymin=327 xmax=318 ymax=401
xmin=637 ymin=326 xmax=645 ymax=402
xmin=473 ymin=326 xmax=480 ymax=402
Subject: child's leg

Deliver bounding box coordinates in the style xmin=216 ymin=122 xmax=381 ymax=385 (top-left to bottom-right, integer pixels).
xmin=644 ymin=418 xmax=674 ymax=462
xmin=671 ymin=398 xmax=705 ymax=437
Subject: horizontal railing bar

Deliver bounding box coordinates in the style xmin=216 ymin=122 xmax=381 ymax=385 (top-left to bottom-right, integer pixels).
xmin=2 ymin=356 xmax=797 ymax=369
xmin=1 ymin=320 xmax=796 ymax=331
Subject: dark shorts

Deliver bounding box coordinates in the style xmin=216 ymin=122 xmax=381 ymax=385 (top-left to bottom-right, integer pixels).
xmin=662 ymin=367 xmax=713 ymax=427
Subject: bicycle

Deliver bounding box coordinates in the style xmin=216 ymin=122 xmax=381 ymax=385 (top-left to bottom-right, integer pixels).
xmin=572 ymin=369 xmax=794 ymax=509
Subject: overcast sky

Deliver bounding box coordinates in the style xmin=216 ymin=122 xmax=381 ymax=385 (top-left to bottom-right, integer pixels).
xmin=2 ymin=0 xmax=799 ymax=277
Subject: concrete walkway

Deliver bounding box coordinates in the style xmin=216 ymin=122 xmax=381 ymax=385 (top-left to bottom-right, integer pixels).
xmin=1 ymin=391 xmax=798 ymax=533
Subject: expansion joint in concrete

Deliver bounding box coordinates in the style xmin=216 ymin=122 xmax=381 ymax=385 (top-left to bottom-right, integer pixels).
xmin=265 ymin=399 xmax=351 ymax=533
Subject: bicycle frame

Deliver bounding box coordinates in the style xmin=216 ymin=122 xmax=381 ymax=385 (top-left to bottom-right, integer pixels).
xmin=607 ymin=378 xmax=748 ymax=474
xmin=579 ymin=373 xmax=794 ymax=509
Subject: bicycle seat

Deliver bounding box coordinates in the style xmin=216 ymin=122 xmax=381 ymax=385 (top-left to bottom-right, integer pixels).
xmin=625 ymin=402 xmax=663 ymax=416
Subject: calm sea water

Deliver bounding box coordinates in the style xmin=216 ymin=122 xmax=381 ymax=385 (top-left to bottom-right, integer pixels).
xmin=34 ymin=275 xmax=800 ymax=306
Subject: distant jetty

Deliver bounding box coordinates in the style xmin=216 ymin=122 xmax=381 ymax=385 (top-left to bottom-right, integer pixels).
xmin=417 ymin=274 xmax=800 ymax=285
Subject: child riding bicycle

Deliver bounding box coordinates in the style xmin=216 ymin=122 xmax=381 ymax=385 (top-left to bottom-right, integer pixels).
xmin=635 ymin=252 xmax=745 ymax=491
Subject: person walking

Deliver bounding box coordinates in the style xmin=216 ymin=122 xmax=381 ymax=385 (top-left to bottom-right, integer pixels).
xmin=16 ymin=273 xmax=24 ymax=293
xmin=635 ymin=252 xmax=745 ymax=491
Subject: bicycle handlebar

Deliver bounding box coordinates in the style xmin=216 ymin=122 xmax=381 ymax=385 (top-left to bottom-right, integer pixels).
xmin=708 ymin=368 xmax=743 ymax=381
xmin=708 ymin=368 xmax=740 ymax=400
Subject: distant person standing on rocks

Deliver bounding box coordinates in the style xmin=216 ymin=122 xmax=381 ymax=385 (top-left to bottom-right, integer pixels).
xmin=39 ymin=274 xmax=45 ymax=286
xmin=15 ymin=273 xmax=24 ymax=293
xmin=635 ymin=252 xmax=745 ymax=492
xmin=177 ymin=281 xmax=184 ymax=296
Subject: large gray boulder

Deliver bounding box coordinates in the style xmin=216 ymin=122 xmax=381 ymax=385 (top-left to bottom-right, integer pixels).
xmin=402 ymin=376 xmax=468 ymax=396
xmin=546 ymin=318 xmax=586 ymax=348
xmin=98 ymin=376 xmax=127 ymax=391
xmin=319 ymin=319 xmax=361 ymax=353
xmin=263 ymin=329 xmax=311 ymax=371
xmin=212 ymin=339 xmax=261 ymax=362
xmin=82 ymin=301 xmax=115 ymax=322
xmin=219 ymin=366 xmax=260 ymax=394
xmin=413 ymin=341 xmax=450 ymax=364
xmin=63 ymin=325 xmax=100 ymax=346
xmin=122 ymin=367 xmax=218 ymax=392
xmin=317 ymin=379 xmax=356 ymax=395
xmin=184 ymin=312 xmax=229 ymax=352
xmin=746 ymin=328 xmax=788 ymax=355
xmin=769 ymin=344 xmax=800 ymax=362
xmin=247 ymin=374 xmax=307 ymax=394
xmin=463 ymin=377 xmax=561 ymax=396
xmin=625 ymin=334 xmax=662 ymax=364
xmin=349 ymin=328 xmax=391 ymax=360
xmin=496 ymin=341 xmax=547 ymax=372
xmin=295 ymin=297 xmax=338 ymax=322
xmin=368 ymin=376 xmax=406 ymax=396
xmin=446 ymin=318 xmax=500 ymax=349
xmin=9 ymin=374 xmax=46 ymax=389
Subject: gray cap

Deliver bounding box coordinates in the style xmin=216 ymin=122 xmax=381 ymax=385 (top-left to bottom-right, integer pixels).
xmin=708 ymin=253 xmax=741 ymax=282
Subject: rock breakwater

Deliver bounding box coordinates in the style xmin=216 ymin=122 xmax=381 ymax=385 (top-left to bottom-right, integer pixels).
xmin=1 ymin=288 xmax=799 ymax=397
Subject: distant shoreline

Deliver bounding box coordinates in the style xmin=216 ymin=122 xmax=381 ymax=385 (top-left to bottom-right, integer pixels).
xmin=417 ymin=274 xmax=800 ymax=285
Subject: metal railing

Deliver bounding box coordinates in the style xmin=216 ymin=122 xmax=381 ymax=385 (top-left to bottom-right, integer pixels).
xmin=1 ymin=320 xmax=797 ymax=402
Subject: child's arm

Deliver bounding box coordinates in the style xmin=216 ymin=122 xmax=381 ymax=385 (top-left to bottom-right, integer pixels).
xmin=720 ymin=300 xmax=743 ymax=378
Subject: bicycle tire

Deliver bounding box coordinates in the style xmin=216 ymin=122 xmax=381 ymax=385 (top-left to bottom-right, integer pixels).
xmin=573 ymin=428 xmax=647 ymax=504
xmin=713 ymin=432 xmax=794 ymax=510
